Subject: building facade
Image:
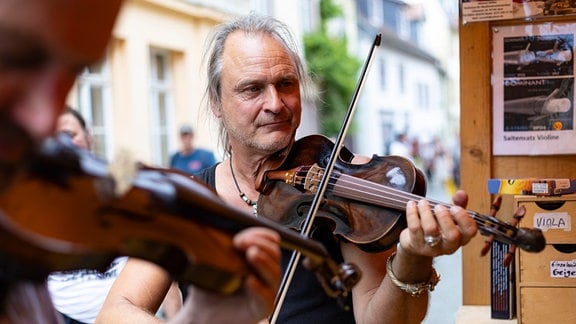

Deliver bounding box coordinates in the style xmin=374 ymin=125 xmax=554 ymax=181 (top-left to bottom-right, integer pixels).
xmin=349 ymin=0 xmax=459 ymax=165
xmin=66 ymin=0 xmax=458 ymax=173
xmin=68 ymin=0 xmax=319 ymax=166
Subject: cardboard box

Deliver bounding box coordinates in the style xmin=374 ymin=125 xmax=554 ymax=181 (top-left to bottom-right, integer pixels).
xmin=488 ymin=178 xmax=576 ymax=196
xmin=491 ymin=240 xmax=515 ymax=319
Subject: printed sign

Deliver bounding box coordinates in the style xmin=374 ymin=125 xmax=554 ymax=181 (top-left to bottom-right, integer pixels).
xmin=492 ymin=22 xmax=576 ymax=155
xmin=462 ymin=1 xmax=576 ymax=24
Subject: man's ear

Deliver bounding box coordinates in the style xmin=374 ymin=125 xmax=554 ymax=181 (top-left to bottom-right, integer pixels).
xmin=210 ymin=104 xmax=222 ymax=118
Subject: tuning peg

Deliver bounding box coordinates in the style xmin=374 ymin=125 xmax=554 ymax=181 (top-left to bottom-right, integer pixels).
xmin=502 ymin=205 xmax=529 ymax=266
xmin=503 ymin=245 xmax=516 ymax=267
xmin=481 ymin=196 xmax=504 ymax=256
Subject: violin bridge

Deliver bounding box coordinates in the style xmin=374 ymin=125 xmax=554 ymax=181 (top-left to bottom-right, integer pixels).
xmin=107 ymin=149 xmax=137 ymax=197
xmin=304 ymin=164 xmax=324 ymax=193
xmin=268 ymin=165 xmax=320 ymax=192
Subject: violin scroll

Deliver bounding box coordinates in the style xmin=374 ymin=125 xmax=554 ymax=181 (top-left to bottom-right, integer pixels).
xmin=480 ymin=196 xmax=545 ymax=266
xmin=515 ymin=227 xmax=546 ymax=253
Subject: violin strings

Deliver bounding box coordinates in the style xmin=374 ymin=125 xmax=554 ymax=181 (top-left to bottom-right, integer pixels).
xmin=294 ymin=167 xmax=518 ymax=236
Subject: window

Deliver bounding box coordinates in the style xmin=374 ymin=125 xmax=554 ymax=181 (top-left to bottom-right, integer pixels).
xmin=300 ymin=0 xmax=319 ymax=32
xmin=379 ymin=57 xmax=387 ymax=90
xmin=370 ymin=0 xmax=383 ymax=26
xmin=357 ymin=0 xmax=369 ymax=19
xmin=356 ymin=0 xmax=383 ymax=26
xmin=252 ymin=0 xmax=273 ymax=15
xmin=417 ymin=82 xmax=430 ymax=110
xmin=77 ymin=58 xmax=112 ymax=159
xmin=382 ymin=1 xmax=400 ymax=33
xmin=409 ymin=19 xmax=420 ymax=44
xmin=398 ymin=63 xmax=405 ymax=93
xmin=150 ymin=49 xmax=173 ymax=167
xmin=380 ymin=111 xmax=394 ymax=155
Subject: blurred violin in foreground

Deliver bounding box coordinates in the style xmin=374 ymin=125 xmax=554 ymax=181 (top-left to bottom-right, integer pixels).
xmin=0 ymin=134 xmax=360 ymax=304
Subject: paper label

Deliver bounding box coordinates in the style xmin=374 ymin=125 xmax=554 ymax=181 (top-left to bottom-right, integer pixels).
xmin=534 ymin=212 xmax=571 ymax=231
xmin=531 ymin=182 xmax=549 ymax=194
xmin=551 ymin=260 xmax=576 ymax=278
xmin=462 ymin=0 xmax=513 ymax=23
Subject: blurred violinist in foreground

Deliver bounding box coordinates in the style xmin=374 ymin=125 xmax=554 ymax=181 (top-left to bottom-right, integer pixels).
xmin=48 ymin=107 xmax=126 ymax=324
xmin=0 ymin=1 xmax=281 ymax=323
xmin=101 ymin=14 xmax=478 ymax=324
xmin=48 ymin=107 xmax=183 ymax=323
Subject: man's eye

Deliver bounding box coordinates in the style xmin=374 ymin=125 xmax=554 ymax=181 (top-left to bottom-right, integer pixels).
xmin=279 ymin=79 xmax=297 ymax=89
xmin=247 ymin=86 xmax=261 ymax=92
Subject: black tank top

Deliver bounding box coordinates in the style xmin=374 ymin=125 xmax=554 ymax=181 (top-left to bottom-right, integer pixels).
xmin=193 ymin=164 xmax=356 ymax=323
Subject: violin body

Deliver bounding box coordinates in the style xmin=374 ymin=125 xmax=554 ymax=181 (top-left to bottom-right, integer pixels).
xmin=0 ymin=137 xmax=248 ymax=294
xmin=257 ymin=135 xmax=546 ymax=256
xmin=257 ymin=135 xmax=427 ymax=252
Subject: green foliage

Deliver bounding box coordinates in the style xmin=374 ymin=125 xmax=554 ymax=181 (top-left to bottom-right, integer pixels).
xmin=303 ymin=0 xmax=361 ymax=137
xmin=319 ymin=0 xmax=341 ymax=23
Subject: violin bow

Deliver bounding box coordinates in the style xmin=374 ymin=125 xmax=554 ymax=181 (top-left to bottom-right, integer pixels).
xmin=269 ymin=33 xmax=382 ymax=323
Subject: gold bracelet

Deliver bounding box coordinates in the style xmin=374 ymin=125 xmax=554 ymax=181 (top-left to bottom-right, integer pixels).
xmin=386 ymin=252 xmax=440 ymax=297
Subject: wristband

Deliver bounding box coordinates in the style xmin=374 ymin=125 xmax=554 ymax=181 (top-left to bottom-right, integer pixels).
xmin=386 ymin=252 xmax=440 ymax=297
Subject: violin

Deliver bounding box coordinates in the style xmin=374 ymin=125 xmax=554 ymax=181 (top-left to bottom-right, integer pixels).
xmin=256 ymin=134 xmax=546 ymax=254
xmin=0 ymin=134 xmax=360 ymax=302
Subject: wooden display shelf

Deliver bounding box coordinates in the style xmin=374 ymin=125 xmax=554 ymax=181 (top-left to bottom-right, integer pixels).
xmin=456 ymin=306 xmax=517 ymax=324
xmin=515 ymin=195 xmax=576 ymax=324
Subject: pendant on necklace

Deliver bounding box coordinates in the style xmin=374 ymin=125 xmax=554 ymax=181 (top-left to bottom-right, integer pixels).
xmin=240 ymin=193 xmax=254 ymax=206
xmin=230 ymin=156 xmax=258 ymax=217
xmin=239 ymin=193 xmax=258 ymax=217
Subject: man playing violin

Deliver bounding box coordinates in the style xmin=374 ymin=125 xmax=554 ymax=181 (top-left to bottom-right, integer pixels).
xmin=101 ymin=14 xmax=478 ymax=324
xmin=0 ymin=1 xmax=281 ymax=323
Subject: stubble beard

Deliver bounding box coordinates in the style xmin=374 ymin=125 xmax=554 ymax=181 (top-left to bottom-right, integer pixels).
xmin=226 ymin=122 xmax=296 ymax=156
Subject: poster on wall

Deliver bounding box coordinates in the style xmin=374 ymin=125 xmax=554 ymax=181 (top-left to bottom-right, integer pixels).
xmin=462 ymin=1 xmax=576 ymax=24
xmin=492 ymin=22 xmax=576 ymax=155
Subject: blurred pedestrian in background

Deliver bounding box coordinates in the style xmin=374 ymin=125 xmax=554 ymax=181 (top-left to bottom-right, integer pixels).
xmin=169 ymin=125 xmax=216 ymax=174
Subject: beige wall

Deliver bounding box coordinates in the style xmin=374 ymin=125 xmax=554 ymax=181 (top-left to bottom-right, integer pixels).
xmin=117 ymin=0 xmax=233 ymax=163
xmin=72 ymin=0 xmax=231 ymax=163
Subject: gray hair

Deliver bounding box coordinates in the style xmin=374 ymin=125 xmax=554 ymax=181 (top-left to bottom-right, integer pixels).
xmin=202 ymin=13 xmax=314 ymax=154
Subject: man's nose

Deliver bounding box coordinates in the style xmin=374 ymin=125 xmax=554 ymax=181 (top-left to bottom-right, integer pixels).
xmin=263 ymin=86 xmax=285 ymax=113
